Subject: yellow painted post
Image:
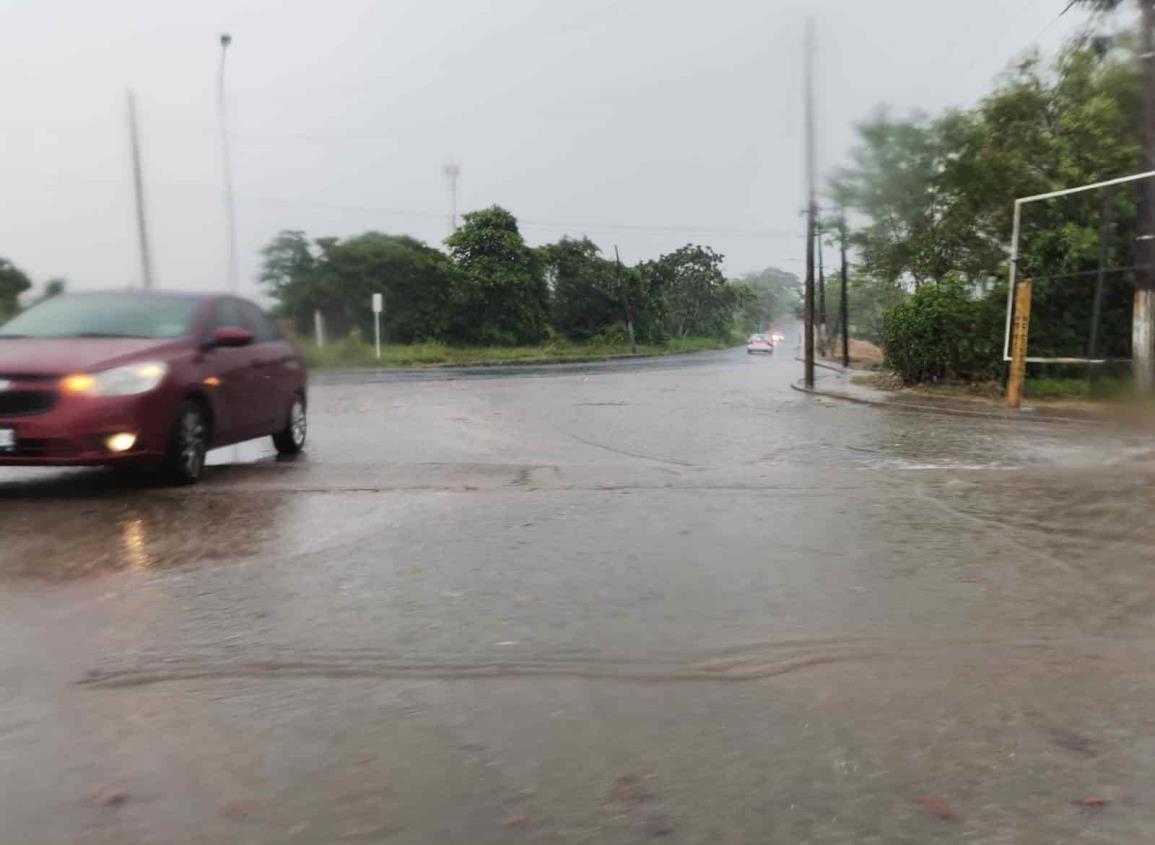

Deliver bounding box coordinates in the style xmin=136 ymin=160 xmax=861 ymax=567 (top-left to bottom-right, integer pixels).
xmin=1007 ymin=278 xmax=1032 ymax=409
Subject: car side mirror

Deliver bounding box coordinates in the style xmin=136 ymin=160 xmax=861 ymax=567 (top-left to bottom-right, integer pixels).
xmin=210 ymin=327 xmax=254 ymax=348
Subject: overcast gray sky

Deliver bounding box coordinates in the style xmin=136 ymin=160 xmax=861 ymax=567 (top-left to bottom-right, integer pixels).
xmin=0 ymin=0 xmax=1116 ymax=298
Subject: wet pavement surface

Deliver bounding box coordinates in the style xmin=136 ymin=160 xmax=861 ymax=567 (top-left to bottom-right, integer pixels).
xmin=2 ymin=347 xmax=1155 ymax=843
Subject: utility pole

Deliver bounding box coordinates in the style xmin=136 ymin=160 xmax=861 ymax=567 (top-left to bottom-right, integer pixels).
xmin=817 ymin=221 xmax=827 ymax=354
xmin=443 ymin=162 xmax=461 ymax=234
xmin=803 ymin=18 xmax=817 ymax=389
xmin=1136 ymin=0 xmax=1155 ymax=391
xmin=126 ymin=90 xmax=156 ymax=290
xmin=839 ymin=210 xmax=850 ymax=368
xmin=614 ymin=245 xmax=637 ymax=354
xmin=218 ymin=33 xmax=240 ymax=293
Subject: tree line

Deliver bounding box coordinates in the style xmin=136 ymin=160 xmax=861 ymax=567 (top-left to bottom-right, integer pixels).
xmin=260 ymin=205 xmax=798 ymax=346
xmin=834 ymin=24 xmax=1142 ymax=381
xmin=0 ymin=259 xmax=66 ymax=321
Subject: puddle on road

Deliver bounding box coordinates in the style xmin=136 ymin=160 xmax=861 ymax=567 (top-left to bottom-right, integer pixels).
xmin=0 ymin=440 xmax=298 ymax=581
xmin=0 ymin=492 xmax=289 ymax=581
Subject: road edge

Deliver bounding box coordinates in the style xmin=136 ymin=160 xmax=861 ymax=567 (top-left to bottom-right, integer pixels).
xmin=790 ymin=380 xmax=1097 ymax=425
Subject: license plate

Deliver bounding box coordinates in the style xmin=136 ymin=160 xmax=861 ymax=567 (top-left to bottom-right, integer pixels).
xmin=0 ymin=428 xmax=14 ymax=452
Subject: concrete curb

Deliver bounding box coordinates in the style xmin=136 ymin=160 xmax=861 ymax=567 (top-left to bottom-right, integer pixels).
xmin=793 ymin=356 xmax=848 ymax=375
xmin=790 ymin=381 xmax=1097 ymax=425
xmin=310 ymin=347 xmax=740 ymax=385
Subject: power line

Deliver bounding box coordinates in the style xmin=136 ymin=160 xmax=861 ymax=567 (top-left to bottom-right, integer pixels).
xmin=241 ymin=195 xmax=806 ymax=239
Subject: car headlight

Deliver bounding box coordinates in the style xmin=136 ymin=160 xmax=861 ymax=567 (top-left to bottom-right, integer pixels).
xmin=60 ymin=362 xmax=169 ymax=397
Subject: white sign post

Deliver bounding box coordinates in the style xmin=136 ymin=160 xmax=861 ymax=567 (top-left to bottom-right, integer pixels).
xmin=313 ymin=308 xmax=325 ymax=348
xmin=372 ymin=293 xmax=384 ymax=361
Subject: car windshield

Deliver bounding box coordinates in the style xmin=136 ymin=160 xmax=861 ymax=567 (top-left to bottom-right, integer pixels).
xmin=0 ymin=294 xmax=200 ymax=339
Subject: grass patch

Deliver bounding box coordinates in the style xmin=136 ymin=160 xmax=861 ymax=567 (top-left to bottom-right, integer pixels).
xmin=852 ymin=370 xmax=1135 ymax=404
xmin=1023 ymin=376 xmax=1132 ymax=400
xmin=299 ymin=336 xmax=730 ymax=370
xmin=850 ymin=372 xmax=904 ymax=391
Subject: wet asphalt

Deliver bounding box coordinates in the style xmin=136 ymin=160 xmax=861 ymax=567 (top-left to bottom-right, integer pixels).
xmin=2 ymin=346 xmax=1155 ymax=843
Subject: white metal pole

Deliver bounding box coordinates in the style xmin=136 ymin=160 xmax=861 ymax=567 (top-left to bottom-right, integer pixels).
xmin=1017 ymin=169 xmax=1155 ymax=204
xmin=218 ymin=34 xmax=240 ymax=293
xmin=375 ymin=312 xmax=381 ymax=360
xmin=1003 ymin=199 xmax=1022 ymax=361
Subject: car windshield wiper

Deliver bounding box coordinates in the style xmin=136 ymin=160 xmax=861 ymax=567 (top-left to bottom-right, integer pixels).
xmin=0 ymin=334 xmax=29 ymax=339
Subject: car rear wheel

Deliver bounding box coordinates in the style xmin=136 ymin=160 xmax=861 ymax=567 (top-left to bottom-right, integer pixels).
xmin=161 ymin=401 xmax=209 ymax=485
xmin=272 ymin=395 xmax=307 ymax=455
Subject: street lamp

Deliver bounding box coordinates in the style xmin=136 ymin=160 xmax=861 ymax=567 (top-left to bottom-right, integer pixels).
xmin=218 ymin=33 xmax=239 ymax=293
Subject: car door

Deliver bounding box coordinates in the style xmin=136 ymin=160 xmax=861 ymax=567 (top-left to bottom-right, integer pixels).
xmin=201 ymin=298 xmax=262 ymax=443
xmin=237 ymin=300 xmax=295 ymax=434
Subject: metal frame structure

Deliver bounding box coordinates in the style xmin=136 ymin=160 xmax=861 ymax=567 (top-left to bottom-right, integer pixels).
xmin=1004 ymin=168 xmax=1155 ymax=362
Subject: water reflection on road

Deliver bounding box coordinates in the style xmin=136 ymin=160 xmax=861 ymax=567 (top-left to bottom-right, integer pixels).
xmin=1 ymin=350 xmax=1154 ymax=844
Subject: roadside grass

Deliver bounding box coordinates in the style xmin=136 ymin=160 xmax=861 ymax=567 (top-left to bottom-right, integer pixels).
xmin=1022 ymin=376 xmax=1132 ymax=400
xmin=852 ymin=371 xmax=1135 ymax=402
xmin=299 ymin=336 xmax=730 ymax=370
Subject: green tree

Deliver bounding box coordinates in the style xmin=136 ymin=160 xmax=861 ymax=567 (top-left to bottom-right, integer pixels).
xmin=540 ymin=237 xmax=623 ymax=340
xmin=259 ymin=230 xmax=461 ymax=343
xmin=734 ymin=266 xmax=801 ymax=333
xmin=641 ymin=245 xmax=740 ymax=340
xmin=0 ymin=258 xmax=32 ymax=320
xmin=445 ymin=206 xmax=550 ymax=345
xmin=40 ymin=278 xmax=67 ymax=301
xmin=837 ymin=37 xmax=1144 ymax=364
xmin=831 ymin=109 xmax=1002 ymax=288
xmin=260 ymin=230 xmax=317 ymax=326
xmin=839 ymin=272 xmax=907 ymax=345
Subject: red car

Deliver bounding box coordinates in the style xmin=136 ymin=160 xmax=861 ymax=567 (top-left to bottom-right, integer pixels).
xmin=0 ymin=291 xmax=307 ymax=484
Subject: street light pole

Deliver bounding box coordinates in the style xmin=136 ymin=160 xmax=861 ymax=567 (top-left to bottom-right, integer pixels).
xmin=839 ymin=210 xmax=850 ymax=368
xmin=218 ymin=33 xmax=240 ymax=293
xmin=126 ymin=89 xmax=156 ymax=290
xmin=802 ymin=18 xmax=816 ymax=389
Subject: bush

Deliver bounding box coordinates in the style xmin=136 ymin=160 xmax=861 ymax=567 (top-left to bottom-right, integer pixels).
xmin=881 ymin=282 xmax=1004 ymax=384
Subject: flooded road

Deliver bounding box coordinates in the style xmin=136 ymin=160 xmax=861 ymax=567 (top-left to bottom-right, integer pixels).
xmin=2 ymin=349 xmax=1154 ymax=843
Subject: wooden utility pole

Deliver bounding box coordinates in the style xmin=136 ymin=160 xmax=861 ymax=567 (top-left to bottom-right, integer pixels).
xmin=614 ymin=246 xmax=637 ymax=354
xmin=1007 ymin=279 xmax=1033 ymax=409
xmin=126 ymin=90 xmax=155 ymax=290
xmin=803 ymin=18 xmax=817 ymax=389
xmin=817 ymin=222 xmax=827 ymax=354
xmin=839 ymin=211 xmax=850 ymax=368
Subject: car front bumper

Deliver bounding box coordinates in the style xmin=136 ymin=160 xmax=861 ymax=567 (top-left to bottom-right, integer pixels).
xmin=0 ymin=391 xmax=169 ymax=467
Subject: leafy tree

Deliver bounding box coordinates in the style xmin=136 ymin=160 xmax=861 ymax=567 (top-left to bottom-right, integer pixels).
xmin=831 ymin=109 xmax=1003 ymax=288
xmin=540 ymin=237 xmax=623 ymax=340
xmin=260 ymin=230 xmax=317 ymax=326
xmin=319 ymin=233 xmax=462 ymax=343
xmin=445 ymin=206 xmax=550 ymax=345
xmin=260 ymin=230 xmax=461 ymax=343
xmin=641 ymin=245 xmax=740 ymax=340
xmin=734 ymin=266 xmax=801 ymax=333
xmin=838 ymin=36 xmax=1144 ymax=364
xmin=0 ymin=258 xmax=32 ymax=320
xmin=40 ymin=279 xmax=66 ymax=301
xmin=839 ymin=273 xmax=907 ymax=345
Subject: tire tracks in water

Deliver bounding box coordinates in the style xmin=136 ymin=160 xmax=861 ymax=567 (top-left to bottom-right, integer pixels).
xmin=75 ymin=634 xmax=1153 ymax=690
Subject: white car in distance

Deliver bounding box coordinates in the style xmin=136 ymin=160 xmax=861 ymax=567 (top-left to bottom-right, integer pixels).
xmin=746 ymin=333 xmax=775 ymax=355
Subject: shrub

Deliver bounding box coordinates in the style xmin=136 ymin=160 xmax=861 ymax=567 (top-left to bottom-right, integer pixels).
xmin=881 ymin=282 xmax=1003 ymax=384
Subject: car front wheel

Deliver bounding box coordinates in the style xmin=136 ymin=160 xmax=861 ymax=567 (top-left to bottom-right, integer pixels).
xmin=273 ymin=395 xmax=307 ymax=455
xmin=161 ymin=401 xmax=209 ymax=485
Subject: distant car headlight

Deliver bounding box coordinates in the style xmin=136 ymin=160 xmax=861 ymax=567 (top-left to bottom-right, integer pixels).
xmin=60 ymin=361 xmax=169 ymax=397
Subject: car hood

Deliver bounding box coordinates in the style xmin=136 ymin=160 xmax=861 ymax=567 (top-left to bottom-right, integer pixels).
xmin=0 ymin=338 xmax=180 ymax=377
